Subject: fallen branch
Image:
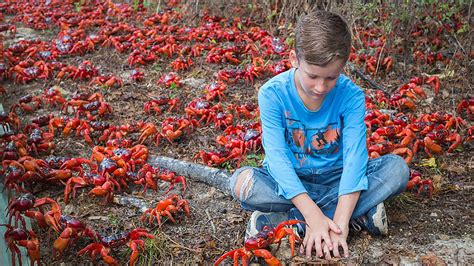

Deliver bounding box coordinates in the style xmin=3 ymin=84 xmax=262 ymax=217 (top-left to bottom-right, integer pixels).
xmin=148 ymin=155 xmax=232 ymax=196
xmin=347 ymin=63 xmax=388 ymax=93
xmin=113 ymin=194 xmax=149 ymax=213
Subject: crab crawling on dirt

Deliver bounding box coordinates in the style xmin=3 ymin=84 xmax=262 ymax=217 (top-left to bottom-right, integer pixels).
xmin=215 ymin=220 xmax=304 ymax=265
xmin=78 ymin=228 xmax=154 ymax=266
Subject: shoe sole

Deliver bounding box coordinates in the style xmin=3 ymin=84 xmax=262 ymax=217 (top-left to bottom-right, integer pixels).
xmin=245 ymin=211 xmax=262 ymax=239
xmin=372 ymin=203 xmax=388 ymax=235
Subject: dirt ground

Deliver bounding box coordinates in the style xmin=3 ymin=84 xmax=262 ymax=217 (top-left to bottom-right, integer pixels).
xmin=1 ymin=1 xmax=473 ymax=265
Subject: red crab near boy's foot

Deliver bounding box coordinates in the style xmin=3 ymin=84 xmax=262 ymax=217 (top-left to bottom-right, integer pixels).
xmin=214 ymin=220 xmax=304 ymax=266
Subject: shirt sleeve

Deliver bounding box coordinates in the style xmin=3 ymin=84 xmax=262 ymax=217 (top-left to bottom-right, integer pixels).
xmin=258 ymin=86 xmax=307 ymax=199
xmin=338 ymin=83 xmax=369 ymax=196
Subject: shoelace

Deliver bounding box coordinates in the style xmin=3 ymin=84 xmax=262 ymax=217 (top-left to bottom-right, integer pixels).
xmin=350 ymin=218 xmax=363 ymax=231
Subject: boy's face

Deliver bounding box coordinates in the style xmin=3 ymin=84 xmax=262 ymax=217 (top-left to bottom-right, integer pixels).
xmin=289 ymin=50 xmax=345 ymax=103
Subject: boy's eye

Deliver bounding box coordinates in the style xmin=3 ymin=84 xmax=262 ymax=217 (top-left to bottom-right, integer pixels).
xmin=309 ymin=76 xmax=336 ymax=80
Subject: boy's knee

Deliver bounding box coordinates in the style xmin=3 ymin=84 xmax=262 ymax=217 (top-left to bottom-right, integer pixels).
xmin=230 ymin=167 xmax=255 ymax=201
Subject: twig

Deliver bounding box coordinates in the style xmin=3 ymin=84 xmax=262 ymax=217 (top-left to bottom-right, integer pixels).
xmin=347 ymin=63 xmax=387 ymax=93
xmin=161 ymin=232 xmax=200 ymax=253
xmin=205 ymin=208 xmax=217 ymax=234
xmin=374 ymin=42 xmax=386 ymax=77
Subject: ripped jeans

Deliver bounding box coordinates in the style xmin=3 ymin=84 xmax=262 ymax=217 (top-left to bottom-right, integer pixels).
xmin=229 ymin=154 xmax=409 ymax=221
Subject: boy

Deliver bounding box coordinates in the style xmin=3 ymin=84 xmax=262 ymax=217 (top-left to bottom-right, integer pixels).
xmin=229 ymin=10 xmax=409 ymax=260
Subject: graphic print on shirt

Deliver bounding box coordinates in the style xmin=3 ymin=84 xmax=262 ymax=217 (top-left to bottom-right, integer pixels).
xmin=285 ymin=115 xmax=341 ymax=166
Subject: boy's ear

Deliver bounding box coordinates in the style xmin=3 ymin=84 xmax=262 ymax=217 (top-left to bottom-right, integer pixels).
xmin=289 ymin=50 xmax=299 ymax=68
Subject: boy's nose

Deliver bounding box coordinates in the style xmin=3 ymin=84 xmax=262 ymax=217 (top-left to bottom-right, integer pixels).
xmin=312 ymin=83 xmax=327 ymax=94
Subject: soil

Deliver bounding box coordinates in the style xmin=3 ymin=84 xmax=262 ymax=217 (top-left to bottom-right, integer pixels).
xmin=1 ymin=1 xmax=473 ymax=265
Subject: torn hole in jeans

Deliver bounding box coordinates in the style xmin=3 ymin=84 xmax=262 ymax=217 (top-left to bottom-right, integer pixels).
xmin=235 ymin=169 xmax=254 ymax=201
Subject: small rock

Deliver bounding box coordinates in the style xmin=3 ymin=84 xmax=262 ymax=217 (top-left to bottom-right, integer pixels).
xmin=182 ymin=77 xmax=206 ymax=88
xmin=50 ymin=85 xmax=71 ymax=97
xmin=400 ymin=256 xmax=417 ymax=265
xmin=430 ymin=212 xmax=438 ymax=217
xmin=273 ymin=238 xmax=293 ymax=260
xmin=63 ymin=204 xmax=76 ymax=215
xmin=391 ymin=213 xmax=409 ymax=223
xmin=88 ymin=215 xmax=108 ymax=221
xmin=439 ymin=234 xmax=450 ymax=240
xmin=441 ymin=89 xmax=450 ymax=98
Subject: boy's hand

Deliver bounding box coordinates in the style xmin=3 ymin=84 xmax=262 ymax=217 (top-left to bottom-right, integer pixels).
xmin=299 ymin=211 xmax=341 ymax=258
xmin=327 ymin=224 xmax=349 ymax=259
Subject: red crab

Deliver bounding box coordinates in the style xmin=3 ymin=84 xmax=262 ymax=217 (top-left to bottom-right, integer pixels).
xmin=141 ymin=194 xmax=190 ymax=227
xmin=1 ymin=225 xmax=40 ymax=266
xmin=91 ymin=75 xmax=123 ymax=88
xmin=53 ymin=215 xmax=98 ymax=257
xmin=130 ymin=68 xmax=144 ymax=82
xmin=157 ymin=72 xmax=181 ymax=88
xmin=204 ymin=81 xmax=227 ymax=101
xmin=215 ymin=220 xmax=304 ymax=266
xmin=7 ymin=193 xmax=61 ymax=232
xmin=78 ymin=228 xmax=155 ymax=266
xmin=407 ymin=170 xmax=433 ymax=197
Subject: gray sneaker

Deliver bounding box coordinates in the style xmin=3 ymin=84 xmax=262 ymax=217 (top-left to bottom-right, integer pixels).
xmin=245 ymin=211 xmax=288 ymax=240
xmin=351 ymin=202 xmax=388 ymax=236
xmin=0 ymin=104 xmax=14 ymax=137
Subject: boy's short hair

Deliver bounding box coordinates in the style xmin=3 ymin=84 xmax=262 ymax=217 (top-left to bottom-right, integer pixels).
xmin=295 ymin=10 xmax=352 ymax=66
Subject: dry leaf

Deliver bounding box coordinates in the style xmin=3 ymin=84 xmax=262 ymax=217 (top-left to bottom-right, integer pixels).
xmin=421 ymin=252 xmax=446 ymax=266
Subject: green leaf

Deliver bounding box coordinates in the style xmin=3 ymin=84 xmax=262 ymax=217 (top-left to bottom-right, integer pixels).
xmin=170 ymin=82 xmax=176 ymax=90
xmin=237 ymin=22 xmax=242 ymax=30
xmin=419 ymin=157 xmax=437 ymax=168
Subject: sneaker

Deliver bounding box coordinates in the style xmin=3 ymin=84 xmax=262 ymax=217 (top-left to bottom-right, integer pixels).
xmin=350 ymin=202 xmax=388 ymax=236
xmin=0 ymin=104 xmax=14 ymax=137
xmin=245 ymin=211 xmax=288 ymax=240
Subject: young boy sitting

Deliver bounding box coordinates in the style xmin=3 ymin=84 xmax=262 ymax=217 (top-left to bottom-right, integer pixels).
xmin=230 ymin=10 xmax=409 ymax=260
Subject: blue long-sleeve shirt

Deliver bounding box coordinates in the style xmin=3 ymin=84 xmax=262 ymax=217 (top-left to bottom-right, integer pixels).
xmin=258 ymin=68 xmax=368 ymax=199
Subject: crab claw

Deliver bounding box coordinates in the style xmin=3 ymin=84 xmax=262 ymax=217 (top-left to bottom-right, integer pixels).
xmin=78 ymin=243 xmax=118 ymax=266
xmin=214 ymin=248 xmax=250 ymax=266
xmin=253 ymin=249 xmax=281 ymax=266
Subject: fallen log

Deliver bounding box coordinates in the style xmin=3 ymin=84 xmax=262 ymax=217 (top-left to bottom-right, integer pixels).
xmin=148 ymin=155 xmax=232 ymax=196
xmin=347 ymin=62 xmax=388 ymax=93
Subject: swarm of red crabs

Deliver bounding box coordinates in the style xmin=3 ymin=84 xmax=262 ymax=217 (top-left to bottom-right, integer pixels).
xmin=0 ymin=0 xmax=472 ymax=265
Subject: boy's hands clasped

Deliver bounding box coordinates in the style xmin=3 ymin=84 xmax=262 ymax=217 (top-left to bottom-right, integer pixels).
xmin=300 ymin=210 xmax=341 ymax=258
xmin=292 ymin=193 xmax=355 ymax=260
xmin=300 ymin=210 xmax=349 ymax=259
